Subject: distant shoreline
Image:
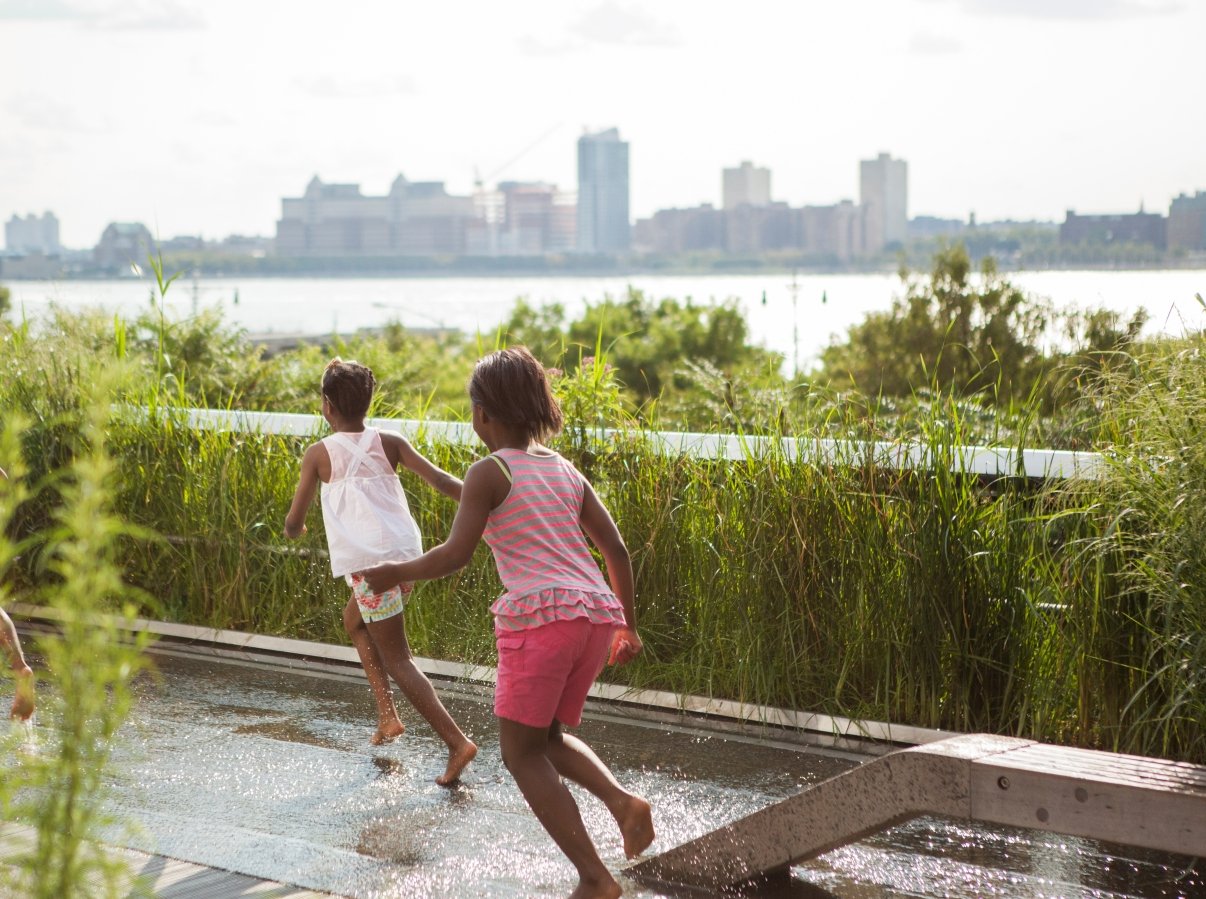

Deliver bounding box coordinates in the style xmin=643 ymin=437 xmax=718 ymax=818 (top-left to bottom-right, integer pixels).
xmin=3 ymin=256 xmax=1204 ymax=282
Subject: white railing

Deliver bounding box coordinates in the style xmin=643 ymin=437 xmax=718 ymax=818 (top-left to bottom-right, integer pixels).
xmin=177 ymin=407 xmax=1105 ymax=480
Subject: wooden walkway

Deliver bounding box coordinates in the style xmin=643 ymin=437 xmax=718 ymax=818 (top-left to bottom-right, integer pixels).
xmin=0 ymin=823 xmax=336 ymax=898
xmin=629 ymin=733 xmax=1206 ymax=891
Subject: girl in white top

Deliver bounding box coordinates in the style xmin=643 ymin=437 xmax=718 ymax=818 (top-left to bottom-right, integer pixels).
xmin=285 ymin=359 xmax=476 ymax=785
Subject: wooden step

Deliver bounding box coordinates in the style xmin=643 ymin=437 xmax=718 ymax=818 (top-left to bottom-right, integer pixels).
xmin=628 ymin=733 xmax=1205 ymax=891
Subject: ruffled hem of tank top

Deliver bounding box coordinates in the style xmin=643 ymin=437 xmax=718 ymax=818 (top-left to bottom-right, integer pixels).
xmin=491 ymin=587 xmax=626 ymax=632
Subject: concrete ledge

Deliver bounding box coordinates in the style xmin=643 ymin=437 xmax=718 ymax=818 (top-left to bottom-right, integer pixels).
xmin=9 ymin=604 xmax=956 ymax=750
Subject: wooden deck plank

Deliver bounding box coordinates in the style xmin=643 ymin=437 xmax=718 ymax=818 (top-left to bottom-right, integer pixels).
xmin=629 ymin=733 xmax=1206 ymax=891
xmin=990 ymin=744 xmax=1206 ymax=791
xmin=969 ymin=757 xmax=1205 ymax=857
xmin=0 ymin=823 xmax=333 ymax=898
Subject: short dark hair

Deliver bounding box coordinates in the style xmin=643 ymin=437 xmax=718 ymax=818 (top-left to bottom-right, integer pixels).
xmin=322 ymin=358 xmax=375 ymax=419
xmin=469 ymin=347 xmax=563 ymax=442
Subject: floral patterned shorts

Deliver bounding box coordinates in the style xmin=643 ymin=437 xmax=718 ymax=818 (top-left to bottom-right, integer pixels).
xmin=345 ymin=573 xmax=412 ymax=623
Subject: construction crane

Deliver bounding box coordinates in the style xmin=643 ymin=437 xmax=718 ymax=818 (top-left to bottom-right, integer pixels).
xmin=473 ymin=122 xmax=566 ymax=192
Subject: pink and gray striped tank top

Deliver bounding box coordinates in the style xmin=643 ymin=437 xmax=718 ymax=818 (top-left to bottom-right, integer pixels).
xmin=483 ymin=448 xmax=626 ymax=635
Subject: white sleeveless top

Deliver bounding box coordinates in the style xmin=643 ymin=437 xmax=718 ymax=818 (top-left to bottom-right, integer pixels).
xmin=319 ymin=428 xmax=422 ymax=577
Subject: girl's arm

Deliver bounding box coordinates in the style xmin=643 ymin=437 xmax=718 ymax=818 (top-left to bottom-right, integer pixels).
xmin=384 ymin=433 xmax=463 ymax=502
xmin=579 ymin=479 xmax=643 ymax=666
xmin=360 ymin=456 xmax=506 ymax=592
xmin=284 ymin=443 xmax=323 ymax=538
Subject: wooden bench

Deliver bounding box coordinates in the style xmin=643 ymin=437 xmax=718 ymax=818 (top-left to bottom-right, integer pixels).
xmin=627 ymin=733 xmax=1206 ymax=891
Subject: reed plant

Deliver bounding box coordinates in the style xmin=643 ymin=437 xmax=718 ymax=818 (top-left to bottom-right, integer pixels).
xmin=589 ymin=404 xmax=1052 ymax=733
xmin=105 ymin=405 xmax=501 ymax=661
xmin=1072 ymin=322 xmax=1206 ymax=762
xmin=0 ymin=380 xmax=152 ymax=898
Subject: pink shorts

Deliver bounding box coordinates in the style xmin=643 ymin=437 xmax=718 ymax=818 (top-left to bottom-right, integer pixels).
xmin=494 ymin=617 xmax=616 ymax=729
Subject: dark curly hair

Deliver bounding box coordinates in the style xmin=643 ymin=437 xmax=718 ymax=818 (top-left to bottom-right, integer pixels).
xmin=469 ymin=347 xmax=563 ymax=442
xmin=322 ymin=358 xmax=376 ymax=419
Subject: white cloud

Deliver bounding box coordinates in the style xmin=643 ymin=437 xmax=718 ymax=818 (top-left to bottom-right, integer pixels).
xmin=294 ymin=74 xmax=418 ymax=100
xmin=0 ymin=0 xmax=205 ymax=28
xmin=7 ymin=94 xmax=104 ymax=133
xmin=569 ymin=1 xmax=679 ymax=46
xmin=0 ymin=0 xmax=87 ymax=19
xmin=516 ymin=34 xmax=579 ymax=58
xmin=909 ymin=32 xmax=962 ymax=54
xmin=956 ymin=0 xmax=1182 ymax=19
xmin=92 ymin=2 xmax=206 ymax=31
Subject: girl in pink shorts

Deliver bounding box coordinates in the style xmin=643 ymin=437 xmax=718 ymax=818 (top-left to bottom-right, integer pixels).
xmin=363 ymin=347 xmax=654 ymax=899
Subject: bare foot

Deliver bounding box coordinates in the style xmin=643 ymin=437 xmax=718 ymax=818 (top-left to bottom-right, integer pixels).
xmin=614 ymin=794 xmax=654 ymax=859
xmin=370 ymin=718 xmax=405 ymax=746
xmin=568 ymin=874 xmax=622 ymax=899
xmin=10 ymin=666 xmax=34 ymax=722
xmin=436 ymin=739 xmax=478 ymax=786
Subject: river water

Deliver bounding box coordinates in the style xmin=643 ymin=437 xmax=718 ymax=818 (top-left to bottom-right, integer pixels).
xmin=8 ymin=270 xmax=1205 ymax=371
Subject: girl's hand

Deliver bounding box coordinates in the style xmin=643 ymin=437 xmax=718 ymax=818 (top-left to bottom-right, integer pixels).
xmin=361 ymin=563 xmax=402 ymax=595
xmin=608 ymin=626 xmax=643 ymax=666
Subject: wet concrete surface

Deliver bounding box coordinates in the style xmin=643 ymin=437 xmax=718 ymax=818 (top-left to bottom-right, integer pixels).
xmin=22 ymin=646 xmax=1202 ymax=898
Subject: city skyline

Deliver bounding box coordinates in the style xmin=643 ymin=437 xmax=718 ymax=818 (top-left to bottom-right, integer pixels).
xmin=2 ymin=0 xmax=1204 ymax=248
xmin=8 ymin=152 xmax=1205 ymax=262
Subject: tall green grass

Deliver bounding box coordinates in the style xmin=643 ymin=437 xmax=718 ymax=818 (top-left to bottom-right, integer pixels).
xmin=1076 ymin=332 xmax=1206 ymax=762
xmin=105 ymin=407 xmax=500 ymax=662
xmin=3 ymin=300 xmax=1204 ymax=764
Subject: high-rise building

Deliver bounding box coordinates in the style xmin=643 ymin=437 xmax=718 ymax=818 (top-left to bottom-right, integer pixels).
xmin=1168 ymin=191 xmax=1206 ymax=251
xmin=859 ymin=152 xmax=908 ymax=252
xmin=577 ymin=128 xmax=630 ymax=253
xmin=5 ymin=212 xmax=61 ymax=255
xmin=722 ymin=161 xmax=771 ymax=210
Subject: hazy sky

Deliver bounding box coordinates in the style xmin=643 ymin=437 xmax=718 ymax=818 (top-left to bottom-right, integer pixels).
xmin=2 ymin=0 xmax=1203 ymax=248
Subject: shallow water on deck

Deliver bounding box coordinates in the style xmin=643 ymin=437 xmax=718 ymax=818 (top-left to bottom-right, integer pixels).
xmin=15 ymin=647 xmax=1200 ymax=898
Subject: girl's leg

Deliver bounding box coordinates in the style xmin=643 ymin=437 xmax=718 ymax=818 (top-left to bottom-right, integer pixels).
xmin=545 ymin=721 xmax=654 ymax=859
xmin=364 ymin=613 xmax=476 ymax=785
xmin=1 ymin=608 xmax=34 ymax=721
xmin=499 ymin=717 xmax=621 ymax=899
xmin=342 ymin=597 xmax=404 ymax=744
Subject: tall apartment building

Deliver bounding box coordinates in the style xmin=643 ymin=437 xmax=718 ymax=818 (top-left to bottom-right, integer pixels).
xmin=5 ymin=212 xmax=61 ymax=254
xmin=722 ymin=161 xmax=771 ymax=210
xmin=276 ymin=175 xmax=475 ymax=257
xmin=1168 ymin=191 xmax=1206 ymax=251
xmin=859 ymin=152 xmax=908 ymax=252
xmin=577 ymin=128 xmax=630 ymax=253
